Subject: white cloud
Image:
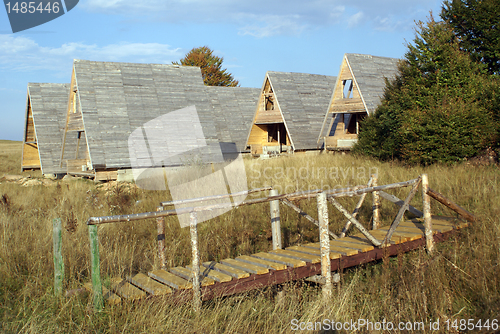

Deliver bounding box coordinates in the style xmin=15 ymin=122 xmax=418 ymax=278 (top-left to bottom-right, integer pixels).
xmin=238 ymin=14 xmax=307 ymax=38
xmin=348 ymin=12 xmax=364 ymax=28
xmin=0 ymin=34 xmax=182 ymax=72
xmin=80 ymin=0 xmax=442 ymax=34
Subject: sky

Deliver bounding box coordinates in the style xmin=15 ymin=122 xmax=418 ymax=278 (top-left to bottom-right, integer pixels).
xmin=0 ymin=0 xmax=445 ymax=141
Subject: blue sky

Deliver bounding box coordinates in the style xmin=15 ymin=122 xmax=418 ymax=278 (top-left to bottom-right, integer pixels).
xmin=0 ymin=0 xmax=444 ymax=141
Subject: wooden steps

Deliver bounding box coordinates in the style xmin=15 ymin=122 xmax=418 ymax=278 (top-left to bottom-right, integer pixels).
xmin=85 ymin=216 xmax=468 ymax=302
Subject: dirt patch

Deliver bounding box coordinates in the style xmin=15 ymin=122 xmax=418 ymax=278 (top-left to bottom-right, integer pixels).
xmin=466 ymin=147 xmax=499 ymax=166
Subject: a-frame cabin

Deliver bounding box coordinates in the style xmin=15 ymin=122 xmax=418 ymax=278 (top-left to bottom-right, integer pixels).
xmin=246 ymin=72 xmax=336 ymax=155
xmin=318 ymin=54 xmax=399 ymax=150
xmin=21 ymin=83 xmax=70 ymax=174
xmin=59 ymin=60 xmax=259 ymax=181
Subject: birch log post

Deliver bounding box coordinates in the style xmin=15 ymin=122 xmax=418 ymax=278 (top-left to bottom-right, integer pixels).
xmin=372 ymin=175 xmax=380 ymax=230
xmin=421 ymin=174 xmax=434 ymax=253
xmin=190 ymin=212 xmax=201 ymax=313
xmin=317 ymin=192 xmax=332 ymax=298
xmin=53 ymin=218 xmax=64 ymax=297
xmin=88 ymin=224 xmax=103 ymax=310
xmin=270 ymin=189 xmax=282 ymax=250
xmin=156 ymin=207 xmax=166 ymax=269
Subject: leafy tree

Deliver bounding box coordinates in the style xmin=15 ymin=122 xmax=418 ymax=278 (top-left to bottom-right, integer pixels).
xmin=174 ymin=46 xmax=239 ymax=87
xmin=441 ymin=0 xmax=500 ymax=75
xmin=353 ymin=15 xmax=499 ymax=164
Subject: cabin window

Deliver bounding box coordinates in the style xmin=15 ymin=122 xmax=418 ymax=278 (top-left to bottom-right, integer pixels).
xmin=265 ymin=93 xmax=274 ymax=111
xmin=343 ymin=79 xmax=354 ymax=99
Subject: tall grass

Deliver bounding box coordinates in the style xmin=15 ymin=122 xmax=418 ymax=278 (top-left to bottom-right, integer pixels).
xmin=0 ymin=141 xmax=499 ymax=333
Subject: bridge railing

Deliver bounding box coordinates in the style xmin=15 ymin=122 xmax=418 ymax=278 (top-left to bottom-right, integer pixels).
xmin=85 ymin=174 xmax=476 ymax=311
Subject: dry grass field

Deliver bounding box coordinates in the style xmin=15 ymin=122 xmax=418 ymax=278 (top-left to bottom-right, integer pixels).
xmin=0 ymin=140 xmax=499 ymax=333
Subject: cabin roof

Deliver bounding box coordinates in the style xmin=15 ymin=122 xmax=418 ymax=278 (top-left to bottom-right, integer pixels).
xmin=69 ymin=60 xmax=258 ymax=169
xmin=267 ymin=71 xmax=337 ymax=150
xmin=207 ymin=86 xmax=260 ymax=152
xmin=27 ymin=83 xmax=70 ymax=174
xmin=345 ymin=53 xmax=400 ymax=114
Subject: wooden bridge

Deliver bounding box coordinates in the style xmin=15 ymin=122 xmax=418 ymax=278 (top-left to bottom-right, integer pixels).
xmin=80 ymin=174 xmax=475 ymax=310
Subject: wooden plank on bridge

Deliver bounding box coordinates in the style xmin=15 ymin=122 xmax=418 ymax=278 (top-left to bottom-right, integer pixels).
xmin=251 ymin=252 xmax=306 ymax=268
xmin=330 ymin=240 xmax=374 ymax=252
xmin=149 ymin=270 xmax=192 ymax=290
xmin=202 ymin=262 xmax=250 ymax=279
xmin=301 ymin=242 xmax=358 ymax=256
xmin=109 ymin=277 xmax=147 ymax=300
xmin=127 ymin=273 xmax=172 ymax=295
xmin=286 ymin=245 xmax=342 ymax=259
xmin=169 ymin=267 xmax=215 ymax=287
xmin=270 ymin=249 xmax=321 ymax=264
xmin=349 ymin=230 xmax=399 ymax=245
xmin=221 ymin=258 xmax=269 ymax=275
xmin=332 ymin=236 xmax=375 ymax=249
xmin=235 ymin=255 xmax=287 ymax=271
xmin=186 ymin=265 xmax=233 ymax=283
xmin=400 ymin=220 xmax=454 ymax=233
xmin=381 ymin=226 xmax=425 ymax=237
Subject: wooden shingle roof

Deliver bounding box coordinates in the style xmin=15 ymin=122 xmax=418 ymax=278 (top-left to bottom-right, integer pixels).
xmin=345 ymin=53 xmax=400 ymax=115
xmin=267 ymin=71 xmax=337 ymax=150
xmin=27 ymin=83 xmax=70 ymax=174
xmin=69 ymin=60 xmax=258 ymax=170
xmin=207 ymin=86 xmax=260 ymax=152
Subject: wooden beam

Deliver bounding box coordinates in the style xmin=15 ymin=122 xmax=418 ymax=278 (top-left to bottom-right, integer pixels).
xmin=422 ymin=174 xmax=434 ymax=253
xmin=317 ymin=192 xmax=332 ymax=298
xmin=379 ymin=191 xmax=423 ymax=217
xmin=156 ymin=206 xmax=166 ymax=269
xmin=329 ymin=197 xmax=382 ymax=247
xmin=427 ymin=188 xmax=476 ymax=223
xmin=270 ymin=189 xmax=282 ymax=250
xmin=190 ymin=212 xmax=201 ymax=313
xmin=372 ymin=175 xmax=380 ymax=229
xmin=339 ymin=176 xmax=374 ymax=238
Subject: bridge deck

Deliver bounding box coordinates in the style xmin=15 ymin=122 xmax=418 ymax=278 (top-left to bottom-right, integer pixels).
xmin=87 ymin=216 xmax=468 ymax=304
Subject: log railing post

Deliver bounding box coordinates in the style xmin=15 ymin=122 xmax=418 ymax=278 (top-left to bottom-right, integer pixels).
xmin=317 ymin=192 xmax=332 ymax=298
xmin=88 ymin=224 xmax=103 ymax=310
xmin=156 ymin=206 xmax=166 ymax=269
xmin=270 ymin=189 xmax=282 ymax=250
xmin=422 ymin=174 xmax=434 ymax=253
xmin=190 ymin=211 xmax=201 ymax=313
xmin=53 ymin=218 xmax=64 ymax=297
xmin=372 ymin=175 xmax=380 ymax=230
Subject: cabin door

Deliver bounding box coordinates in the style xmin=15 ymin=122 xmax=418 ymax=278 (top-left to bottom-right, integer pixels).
xmin=267 ymin=123 xmax=287 ymax=152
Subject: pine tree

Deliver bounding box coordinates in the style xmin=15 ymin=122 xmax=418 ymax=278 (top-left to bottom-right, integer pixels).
xmin=174 ymin=46 xmax=239 ymax=87
xmin=353 ymin=15 xmax=498 ymax=164
xmin=441 ymin=0 xmax=500 ymax=75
